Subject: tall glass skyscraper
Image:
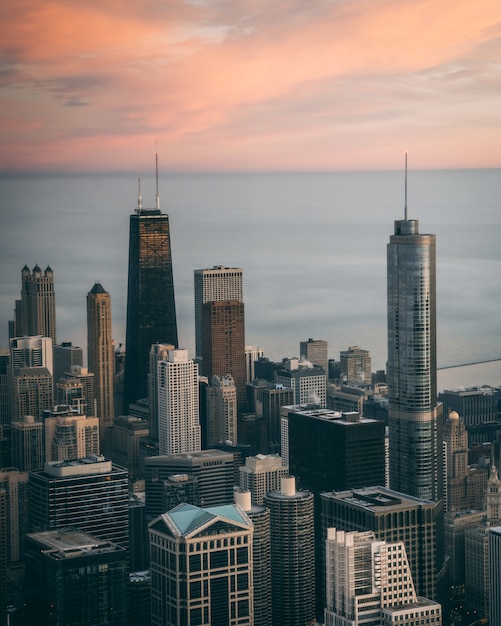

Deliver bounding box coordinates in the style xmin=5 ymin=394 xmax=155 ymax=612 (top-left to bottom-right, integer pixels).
xmin=387 ymin=216 xmax=443 ymax=502
xmin=124 ymin=177 xmax=178 ymax=410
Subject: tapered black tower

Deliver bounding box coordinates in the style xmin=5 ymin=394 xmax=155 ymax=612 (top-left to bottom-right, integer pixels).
xmin=123 ymin=159 xmax=178 ymax=410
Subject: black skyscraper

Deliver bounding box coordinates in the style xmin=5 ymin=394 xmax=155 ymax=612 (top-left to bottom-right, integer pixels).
xmin=124 ymin=165 xmax=178 ymax=410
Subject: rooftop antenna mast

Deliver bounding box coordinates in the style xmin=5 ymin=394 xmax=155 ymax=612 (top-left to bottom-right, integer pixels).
xmin=404 ymin=152 xmax=408 ymax=221
xmin=137 ymin=161 xmax=143 ymax=213
xmin=155 ymin=143 xmax=160 ymax=211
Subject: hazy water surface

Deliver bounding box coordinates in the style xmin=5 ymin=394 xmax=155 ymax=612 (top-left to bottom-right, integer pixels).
xmin=1 ymin=169 xmax=500 ymax=387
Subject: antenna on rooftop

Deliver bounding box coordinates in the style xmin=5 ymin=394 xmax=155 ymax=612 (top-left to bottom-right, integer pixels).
xmin=404 ymin=152 xmax=408 ymax=221
xmin=137 ymin=161 xmax=143 ymax=213
xmin=155 ymin=143 xmax=160 ymax=211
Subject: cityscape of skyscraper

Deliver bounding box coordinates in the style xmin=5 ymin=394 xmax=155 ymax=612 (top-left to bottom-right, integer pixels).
xmin=0 ymin=163 xmax=500 ymax=626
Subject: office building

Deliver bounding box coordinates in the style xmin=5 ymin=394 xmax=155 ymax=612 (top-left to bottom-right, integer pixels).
xmin=25 ymin=529 xmax=127 ymax=626
xmin=245 ymin=345 xmax=264 ymax=383
xmin=235 ymin=490 xmax=271 ymax=626
xmin=300 ymin=338 xmax=328 ymax=377
xmin=148 ymin=343 xmax=174 ymax=442
xmin=339 ymin=345 xmax=372 ymax=386
xmin=107 ymin=415 xmax=149 ymax=479
xmin=327 ymin=384 xmax=366 ymax=414
xmin=439 ymin=386 xmax=498 ymax=429
xmin=43 ymin=405 xmax=99 ymax=462
xmin=144 ymin=449 xmax=235 ymax=518
xmin=10 ymin=335 xmax=53 ymax=377
xmin=10 ymin=415 xmax=44 ymax=472
xmin=206 ymin=374 xmax=238 ymax=446
xmin=124 ymin=173 xmax=178 ymax=410
xmin=275 ymin=358 xmax=326 ymax=407
xmin=201 ymin=300 xmax=246 ymax=407
xmin=239 ymin=453 xmax=288 ymax=505
xmin=264 ymin=476 xmax=315 ymax=626
xmin=56 ymin=366 xmax=96 ymax=416
xmin=53 ymin=342 xmax=83 ymax=386
xmin=11 ymin=264 xmax=56 ymax=342
xmin=149 ymin=502 xmax=254 ymax=626
xmin=288 ymin=407 xmax=385 ymax=495
xmin=321 ymin=486 xmax=440 ymax=601
xmin=12 ymin=366 xmax=53 ymax=421
xmin=157 ymin=349 xmax=201 ymax=455
xmin=87 ymin=282 xmax=115 ymax=445
xmin=387 ymin=212 xmax=443 ymax=501
xmin=489 ymin=526 xmax=501 ymax=626
xmin=445 ymin=510 xmax=486 ymax=593
xmin=0 ymin=469 xmax=29 ymax=564
xmin=444 ymin=410 xmax=488 ymax=512
xmin=128 ymin=571 xmax=151 ymax=626
xmin=159 ymin=473 xmax=200 ymax=515
xmin=324 ymin=528 xmax=441 ymax=626
xmin=194 ymin=265 xmax=243 ymax=361
xmin=29 ymin=455 xmax=129 ymax=550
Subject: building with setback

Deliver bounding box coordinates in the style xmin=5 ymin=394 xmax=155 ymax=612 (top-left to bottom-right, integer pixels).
xmin=10 ymin=264 xmax=56 ymax=342
xmin=321 ymin=486 xmax=440 ymax=601
xmin=43 ymin=405 xmax=99 ymax=463
xmin=387 ymin=212 xmax=443 ymax=501
xmin=149 ymin=502 xmax=254 ymax=626
xmin=87 ymin=282 xmax=115 ymax=446
xmin=239 ymin=453 xmax=288 ymax=505
xmin=123 ymin=169 xmax=178 ymax=410
xmin=29 ymin=455 xmax=129 ymax=550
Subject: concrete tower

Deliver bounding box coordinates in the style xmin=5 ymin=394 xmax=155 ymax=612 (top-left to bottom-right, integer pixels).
xmin=387 ymin=180 xmax=443 ymax=501
xmin=124 ymin=163 xmax=178 ymax=410
xmin=87 ymin=283 xmax=115 ymax=446
xmin=206 ymin=374 xmax=238 ymax=447
xmin=157 ymin=349 xmax=201 ymax=455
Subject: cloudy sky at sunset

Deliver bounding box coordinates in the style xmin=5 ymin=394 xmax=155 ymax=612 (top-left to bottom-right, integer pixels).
xmin=2 ymin=0 xmax=501 ymax=172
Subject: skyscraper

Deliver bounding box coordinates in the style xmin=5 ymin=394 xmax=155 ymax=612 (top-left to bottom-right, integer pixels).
xmin=157 ymin=349 xmax=201 ymax=455
xmin=148 ymin=343 xmax=174 ymax=442
xmin=87 ymin=283 xmax=115 ymax=446
xmin=149 ymin=502 xmax=254 ymax=626
xmin=387 ymin=202 xmax=443 ymax=501
xmin=299 ymin=338 xmax=328 ymax=376
xmin=339 ymin=345 xmax=372 ymax=386
xmin=206 ymin=374 xmax=238 ymax=446
xmin=263 ymin=476 xmax=315 ymax=626
xmin=11 ymin=264 xmax=56 ymax=342
xmin=194 ymin=265 xmax=243 ymax=361
xmin=124 ymin=166 xmax=178 ymax=410
xmin=11 ymin=415 xmax=44 ymax=472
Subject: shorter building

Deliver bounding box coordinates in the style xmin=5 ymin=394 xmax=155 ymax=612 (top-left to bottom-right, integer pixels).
xmin=206 ymin=374 xmax=238 ymax=446
xmin=11 ymin=415 xmax=44 ymax=472
xmin=489 ymin=526 xmax=501 ymax=626
xmin=245 ymin=345 xmax=264 ymax=383
xmin=107 ymin=414 xmax=149 ymax=478
xmin=239 ymin=453 xmax=288 ymax=505
xmin=0 ymin=468 xmax=29 ymax=563
xmin=53 ymin=342 xmax=83 ymax=386
xmin=339 ymin=345 xmax=372 ymax=386
xmin=25 ymin=529 xmax=127 ymax=626
xmin=43 ymin=405 xmax=99 ymax=462
xmin=324 ymin=528 xmax=441 ymax=626
xmin=299 ymin=338 xmax=328 ymax=376
xmin=149 ymin=502 xmax=254 ymax=626
xmin=275 ymin=358 xmax=326 ymax=407
xmin=440 ymin=386 xmax=498 ymax=430
xmin=128 ymin=571 xmax=151 ymax=626
xmin=12 ymin=366 xmax=53 ymax=421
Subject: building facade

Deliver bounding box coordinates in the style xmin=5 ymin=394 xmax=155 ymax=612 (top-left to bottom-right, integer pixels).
xmin=11 ymin=415 xmax=44 ymax=472
xmin=387 ymin=215 xmax=443 ymax=502
xmin=299 ymin=338 xmax=329 ymax=376
xmin=12 ymin=264 xmax=56 ymax=342
xmin=87 ymin=282 xmax=115 ymax=444
xmin=124 ymin=193 xmax=178 ymax=410
xmin=149 ymin=502 xmax=254 ymax=626
xmin=339 ymin=345 xmax=372 ymax=386
xmin=148 ymin=343 xmax=174 ymax=442
xmin=157 ymin=349 xmax=201 ymax=455
xmin=206 ymin=374 xmax=238 ymax=447
xmin=239 ymin=453 xmax=288 ymax=505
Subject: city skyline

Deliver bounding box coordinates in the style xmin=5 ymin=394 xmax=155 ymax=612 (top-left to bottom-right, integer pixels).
xmin=2 ymin=1 xmax=501 ymax=173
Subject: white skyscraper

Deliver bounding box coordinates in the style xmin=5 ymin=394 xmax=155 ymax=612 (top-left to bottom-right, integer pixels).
xmin=324 ymin=528 xmax=442 ymax=626
xmin=157 ymin=349 xmax=201 ymax=455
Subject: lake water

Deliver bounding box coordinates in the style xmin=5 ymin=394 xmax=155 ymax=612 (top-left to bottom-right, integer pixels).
xmin=1 ymin=169 xmax=500 ymax=391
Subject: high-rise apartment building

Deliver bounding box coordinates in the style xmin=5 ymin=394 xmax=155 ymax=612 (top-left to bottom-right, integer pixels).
xmin=11 ymin=415 xmax=44 ymax=472
xmin=29 ymin=455 xmax=129 ymax=550
xmin=324 ymin=528 xmax=441 ymax=626
xmin=264 ymin=476 xmax=315 ymax=626
xmin=11 ymin=264 xmax=56 ymax=342
xmin=157 ymin=349 xmax=201 ymax=455
xmin=148 ymin=343 xmax=174 ymax=442
xmin=339 ymin=345 xmax=372 ymax=386
xmin=239 ymin=453 xmax=288 ymax=505
xmin=10 ymin=335 xmax=53 ymax=377
xmin=300 ymin=338 xmax=328 ymax=377
xmin=194 ymin=265 xmax=243 ymax=360
xmin=149 ymin=502 xmax=254 ymax=626
xmin=206 ymin=374 xmax=238 ymax=446
xmin=25 ymin=529 xmax=128 ymax=626
xmin=387 ymin=212 xmax=443 ymax=501
xmin=202 ymin=300 xmax=246 ymax=407
xmin=43 ymin=405 xmax=100 ymax=462
xmin=124 ymin=175 xmax=178 ymax=410
xmin=245 ymin=345 xmax=264 ymax=383
xmin=87 ymin=283 xmax=115 ymax=445
xmin=12 ymin=366 xmax=53 ymax=421
xmin=321 ymin=486 xmax=440 ymax=601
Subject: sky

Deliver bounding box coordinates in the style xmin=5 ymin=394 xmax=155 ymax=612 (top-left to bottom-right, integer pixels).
xmin=1 ymin=0 xmax=501 ymax=172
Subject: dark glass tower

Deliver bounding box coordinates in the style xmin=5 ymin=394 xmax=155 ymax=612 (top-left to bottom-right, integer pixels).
xmin=124 ymin=169 xmax=178 ymax=410
xmin=387 ymin=212 xmax=443 ymax=502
